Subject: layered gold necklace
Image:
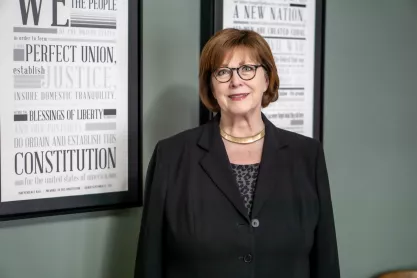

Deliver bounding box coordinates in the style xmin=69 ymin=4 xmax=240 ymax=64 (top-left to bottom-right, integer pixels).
xmin=220 ymin=127 xmax=265 ymax=144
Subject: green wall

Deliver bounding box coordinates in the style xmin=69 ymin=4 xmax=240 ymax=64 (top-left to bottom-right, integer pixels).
xmin=1 ymin=0 xmax=416 ymax=277
xmin=324 ymin=0 xmax=417 ymax=277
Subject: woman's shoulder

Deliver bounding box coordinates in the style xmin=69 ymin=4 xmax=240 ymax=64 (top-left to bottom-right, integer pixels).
xmin=272 ymin=125 xmax=322 ymax=155
xmin=159 ymin=124 xmax=205 ymax=147
xmin=152 ymin=124 xmax=207 ymax=160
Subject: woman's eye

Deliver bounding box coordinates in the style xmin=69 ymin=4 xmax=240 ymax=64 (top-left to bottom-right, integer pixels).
xmin=242 ymin=66 xmax=254 ymax=71
xmin=217 ymin=69 xmax=228 ymax=76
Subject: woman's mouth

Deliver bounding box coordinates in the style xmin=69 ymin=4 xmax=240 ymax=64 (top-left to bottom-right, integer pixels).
xmin=228 ymin=93 xmax=249 ymax=101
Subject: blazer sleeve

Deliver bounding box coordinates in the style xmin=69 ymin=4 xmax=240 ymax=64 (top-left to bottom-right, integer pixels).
xmin=134 ymin=142 xmax=167 ymax=278
xmin=310 ymin=142 xmax=340 ymax=278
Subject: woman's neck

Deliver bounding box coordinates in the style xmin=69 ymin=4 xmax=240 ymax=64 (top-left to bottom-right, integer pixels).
xmin=219 ymin=111 xmax=264 ymax=137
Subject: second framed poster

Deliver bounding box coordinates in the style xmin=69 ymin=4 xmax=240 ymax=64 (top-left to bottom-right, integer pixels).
xmin=200 ymin=0 xmax=325 ymax=141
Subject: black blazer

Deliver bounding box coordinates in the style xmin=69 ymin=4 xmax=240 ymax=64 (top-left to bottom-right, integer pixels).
xmin=135 ymin=113 xmax=340 ymax=278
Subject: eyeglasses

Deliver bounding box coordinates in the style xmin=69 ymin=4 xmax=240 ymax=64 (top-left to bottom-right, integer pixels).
xmin=213 ymin=64 xmax=264 ymax=83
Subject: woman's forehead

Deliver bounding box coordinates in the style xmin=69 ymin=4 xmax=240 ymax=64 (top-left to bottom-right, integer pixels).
xmin=216 ymin=46 xmax=259 ymax=67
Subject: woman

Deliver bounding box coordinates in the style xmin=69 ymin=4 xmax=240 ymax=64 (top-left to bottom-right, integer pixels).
xmin=135 ymin=28 xmax=340 ymax=278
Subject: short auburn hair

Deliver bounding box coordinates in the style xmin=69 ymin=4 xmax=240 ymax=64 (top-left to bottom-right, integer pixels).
xmin=199 ymin=28 xmax=279 ymax=112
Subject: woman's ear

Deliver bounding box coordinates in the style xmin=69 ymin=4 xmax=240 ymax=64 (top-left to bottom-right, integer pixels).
xmin=264 ymin=73 xmax=269 ymax=92
xmin=210 ymin=80 xmax=217 ymax=99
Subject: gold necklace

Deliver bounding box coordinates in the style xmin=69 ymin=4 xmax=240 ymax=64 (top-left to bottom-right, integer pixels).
xmin=220 ymin=127 xmax=265 ymax=144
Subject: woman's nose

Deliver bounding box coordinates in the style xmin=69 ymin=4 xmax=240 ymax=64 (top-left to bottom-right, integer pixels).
xmin=229 ymin=70 xmax=243 ymax=87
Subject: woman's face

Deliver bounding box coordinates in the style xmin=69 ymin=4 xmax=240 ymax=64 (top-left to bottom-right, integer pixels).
xmin=211 ymin=47 xmax=269 ymax=117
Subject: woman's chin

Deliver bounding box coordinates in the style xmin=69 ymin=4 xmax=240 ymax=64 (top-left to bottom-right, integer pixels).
xmin=223 ymin=104 xmax=258 ymax=116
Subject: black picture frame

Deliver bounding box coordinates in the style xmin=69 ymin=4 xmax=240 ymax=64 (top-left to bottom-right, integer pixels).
xmin=200 ymin=0 xmax=325 ymax=141
xmin=0 ymin=0 xmax=143 ymax=221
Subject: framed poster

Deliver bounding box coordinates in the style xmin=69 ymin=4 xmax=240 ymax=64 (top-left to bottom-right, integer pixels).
xmin=200 ymin=0 xmax=325 ymax=140
xmin=0 ymin=0 xmax=142 ymax=221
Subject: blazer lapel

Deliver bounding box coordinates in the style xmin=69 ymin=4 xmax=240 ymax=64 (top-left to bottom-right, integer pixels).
xmin=197 ymin=113 xmax=290 ymax=221
xmin=251 ymin=114 xmax=290 ymax=219
xmin=198 ymin=114 xmax=250 ymax=222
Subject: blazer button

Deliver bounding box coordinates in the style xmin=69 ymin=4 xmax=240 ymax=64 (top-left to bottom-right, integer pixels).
xmin=251 ymin=219 xmax=260 ymax=228
xmin=243 ymin=254 xmax=253 ymax=263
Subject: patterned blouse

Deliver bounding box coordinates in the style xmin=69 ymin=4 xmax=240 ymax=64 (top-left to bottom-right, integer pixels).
xmin=230 ymin=163 xmax=260 ymax=217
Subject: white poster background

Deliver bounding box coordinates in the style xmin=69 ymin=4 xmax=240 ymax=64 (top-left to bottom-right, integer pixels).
xmin=0 ymin=0 xmax=129 ymax=202
xmin=222 ymin=0 xmax=316 ymax=137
